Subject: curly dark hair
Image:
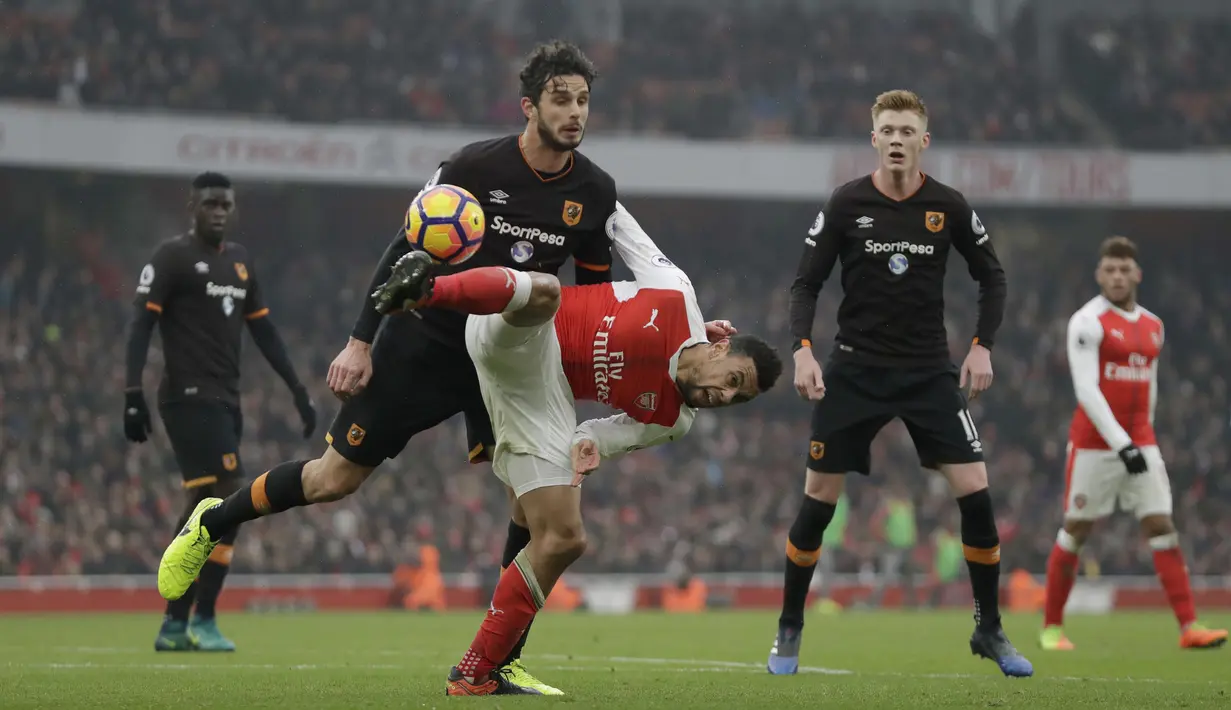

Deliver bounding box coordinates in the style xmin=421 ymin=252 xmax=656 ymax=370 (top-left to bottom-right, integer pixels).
xmin=728 ymin=335 xmax=783 ymax=393
xmin=519 ymin=40 xmax=598 ymax=105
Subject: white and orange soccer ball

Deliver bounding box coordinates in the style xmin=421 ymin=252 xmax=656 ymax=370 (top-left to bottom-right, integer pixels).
xmin=404 ymin=184 xmax=486 ymax=265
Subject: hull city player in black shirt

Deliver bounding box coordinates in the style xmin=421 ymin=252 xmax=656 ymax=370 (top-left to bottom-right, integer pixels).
xmin=157 ymin=42 xmax=629 ymax=696
xmin=125 ymin=172 xmax=316 ymax=652
xmin=766 ymin=91 xmax=1033 ymax=678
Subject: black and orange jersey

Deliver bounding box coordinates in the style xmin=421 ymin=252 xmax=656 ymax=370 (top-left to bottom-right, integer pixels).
xmin=353 ymin=134 xmax=618 ymax=350
xmin=133 ymin=234 xmax=268 ymax=404
xmin=789 ymin=173 xmax=1006 ymax=367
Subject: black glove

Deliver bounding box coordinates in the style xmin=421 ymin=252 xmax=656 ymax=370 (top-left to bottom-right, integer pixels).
xmin=123 ymin=390 xmax=153 ymax=443
xmin=293 ymin=385 xmax=317 ymax=439
xmin=1118 ymin=444 xmax=1148 ymax=475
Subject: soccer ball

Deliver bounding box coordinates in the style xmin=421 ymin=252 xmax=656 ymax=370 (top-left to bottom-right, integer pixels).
xmin=404 ymin=184 xmax=486 ymax=265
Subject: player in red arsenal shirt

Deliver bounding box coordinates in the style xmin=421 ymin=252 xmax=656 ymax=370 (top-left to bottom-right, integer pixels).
xmin=1041 ymin=236 xmax=1227 ymax=652
xmin=371 ymin=202 xmax=782 ymax=695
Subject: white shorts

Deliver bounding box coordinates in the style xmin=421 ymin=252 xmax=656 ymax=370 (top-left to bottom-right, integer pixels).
xmin=1063 ymin=444 xmax=1173 ymax=521
xmin=464 ymin=313 xmax=576 ymax=497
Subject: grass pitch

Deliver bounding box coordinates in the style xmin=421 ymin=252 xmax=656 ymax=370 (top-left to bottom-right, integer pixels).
xmin=1 ymin=610 xmax=1228 ymax=708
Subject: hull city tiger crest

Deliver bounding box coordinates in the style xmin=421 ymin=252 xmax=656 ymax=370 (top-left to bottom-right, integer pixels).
xmin=347 ymin=424 xmax=366 ymax=447
xmin=234 ymin=262 xmax=249 ymax=281
xmin=925 ymin=212 xmax=945 ymax=233
xmin=221 ymin=453 xmax=238 ymax=471
xmin=563 ymin=201 xmax=584 ymax=227
xmin=810 ymin=441 xmax=825 ymax=460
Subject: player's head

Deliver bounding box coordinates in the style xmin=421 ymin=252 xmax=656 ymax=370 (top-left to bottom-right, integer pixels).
xmin=871 ymin=90 xmax=930 ymax=176
xmin=519 ymin=40 xmax=597 ymax=153
xmin=677 ymin=335 xmax=783 ymax=409
xmin=189 ymin=172 xmax=235 ymax=246
xmin=1095 ymin=235 xmax=1141 ymax=307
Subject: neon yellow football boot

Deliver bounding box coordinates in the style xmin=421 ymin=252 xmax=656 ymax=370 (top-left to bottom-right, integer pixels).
xmin=497 ymin=660 xmax=564 ymax=696
xmin=157 ymin=498 xmax=223 ymax=601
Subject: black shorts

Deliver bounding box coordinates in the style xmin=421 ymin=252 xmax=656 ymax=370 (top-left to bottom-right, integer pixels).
xmin=327 ymin=329 xmax=494 ymax=468
xmin=159 ymin=399 xmax=244 ymax=489
xmin=806 ymin=360 xmax=983 ymax=474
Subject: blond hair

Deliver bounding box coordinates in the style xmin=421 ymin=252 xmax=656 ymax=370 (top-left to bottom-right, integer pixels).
xmin=871 ymin=90 xmax=928 ymax=124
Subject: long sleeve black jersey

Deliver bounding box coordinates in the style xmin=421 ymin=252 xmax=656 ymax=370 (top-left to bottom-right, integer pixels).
xmin=789 ymin=174 xmax=1006 ymax=367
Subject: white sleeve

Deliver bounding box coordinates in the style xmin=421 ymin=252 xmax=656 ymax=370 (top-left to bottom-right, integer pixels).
xmin=574 ymin=407 xmax=695 ymax=458
xmin=605 ymin=201 xmax=693 ymax=291
xmin=1067 ymin=310 xmax=1133 ymax=450
xmin=605 ymin=201 xmax=708 ymax=341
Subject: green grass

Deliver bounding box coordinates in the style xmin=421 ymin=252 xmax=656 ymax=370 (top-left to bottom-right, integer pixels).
xmin=1 ymin=610 xmax=1228 ymax=708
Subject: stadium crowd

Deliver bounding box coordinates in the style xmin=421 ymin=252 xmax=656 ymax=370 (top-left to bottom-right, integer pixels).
xmin=1 ymin=173 xmax=1229 ymax=580
xmin=4 ymin=0 xmax=1229 ymax=148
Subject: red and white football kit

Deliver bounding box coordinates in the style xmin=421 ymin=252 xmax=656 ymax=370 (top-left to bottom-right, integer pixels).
xmin=464 ymin=203 xmax=706 ymax=496
xmin=1043 ymin=294 xmax=1224 ymax=644
xmin=1063 ymin=295 xmax=1169 ymax=520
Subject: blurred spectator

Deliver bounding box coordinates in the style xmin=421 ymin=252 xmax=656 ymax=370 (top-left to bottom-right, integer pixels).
xmin=0 ymin=0 xmax=1092 ymax=144
xmin=0 ymin=169 xmax=1228 ymax=578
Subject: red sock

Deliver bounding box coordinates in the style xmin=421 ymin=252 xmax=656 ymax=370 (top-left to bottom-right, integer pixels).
xmin=1151 ymin=537 xmax=1196 ymax=628
xmin=1043 ymin=542 xmax=1080 ymax=627
xmin=457 ymin=556 xmax=543 ymax=680
xmin=427 ymin=267 xmax=526 ymax=314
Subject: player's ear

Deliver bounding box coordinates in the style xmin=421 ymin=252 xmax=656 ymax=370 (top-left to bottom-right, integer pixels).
xmin=708 ymin=339 xmax=731 ymax=359
xmin=521 ymin=96 xmax=536 ymax=122
xmin=921 ymin=132 xmax=930 ymax=149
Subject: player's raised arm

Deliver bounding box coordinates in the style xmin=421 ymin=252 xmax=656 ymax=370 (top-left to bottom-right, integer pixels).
xmin=124 ymin=243 xmax=178 ymax=443
xmin=950 ymin=205 xmax=1007 ymax=351
xmin=242 ymin=262 xmax=316 ymax=439
xmin=1066 ymin=309 xmax=1133 ymax=451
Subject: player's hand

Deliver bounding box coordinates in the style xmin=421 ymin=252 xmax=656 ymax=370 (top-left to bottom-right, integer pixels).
xmin=704 ymin=320 xmax=737 ymax=343
xmin=570 ymin=439 xmax=601 ymax=486
xmin=123 ymin=390 xmax=153 ymax=443
xmin=328 ymin=338 xmax=374 ymax=401
xmin=1118 ymin=444 xmax=1148 ymax=475
xmin=960 ymin=343 xmax=994 ymax=400
xmin=793 ymin=348 xmax=826 ymax=400
xmin=292 ymin=385 xmax=317 ymax=439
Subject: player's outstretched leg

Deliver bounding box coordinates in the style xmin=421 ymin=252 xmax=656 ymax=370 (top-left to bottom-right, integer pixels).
xmin=1141 ymin=516 xmax=1228 ymax=649
xmin=371 ymin=251 xmax=536 ymax=317
xmin=159 ymin=452 xmax=375 ymax=601
xmin=943 ymin=464 xmax=1033 ymax=678
xmin=768 ymin=470 xmax=842 ymax=675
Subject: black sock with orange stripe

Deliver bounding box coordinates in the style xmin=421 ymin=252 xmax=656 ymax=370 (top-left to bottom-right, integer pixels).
xmin=779 ymin=496 xmax=836 ymax=629
xmin=194 ymin=527 xmax=238 ymax=620
xmin=201 ymin=460 xmax=309 ymax=541
xmin=956 ymin=488 xmax=1002 ymax=630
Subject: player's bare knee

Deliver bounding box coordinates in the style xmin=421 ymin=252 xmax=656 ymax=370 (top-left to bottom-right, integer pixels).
xmin=1062 ymin=519 xmax=1094 ymax=544
xmin=803 ymin=469 xmax=845 ymax=503
xmin=538 ymin=523 xmax=587 ymax=566
xmin=528 ymin=273 xmax=561 ymax=313
xmin=938 ymin=462 xmax=989 ymax=497
xmin=1139 ymin=514 xmax=1175 ymax=538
